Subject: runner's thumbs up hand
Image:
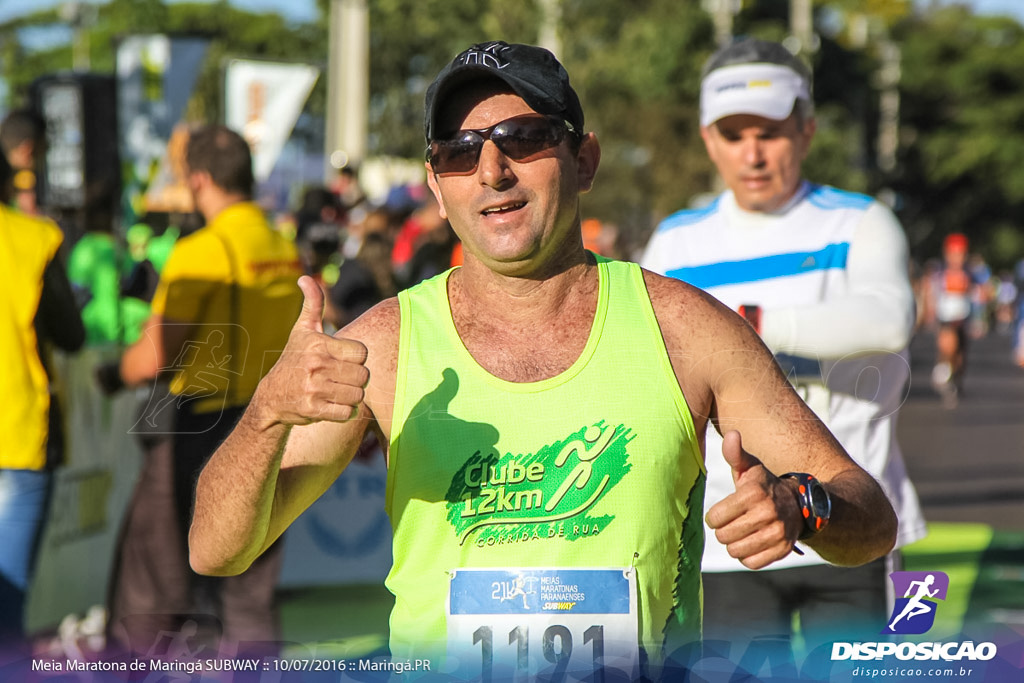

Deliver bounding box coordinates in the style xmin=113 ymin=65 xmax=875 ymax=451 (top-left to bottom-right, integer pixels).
xmin=251 ymin=276 xmax=369 ymax=427
xmin=705 ymin=430 xmax=804 ymax=569
xmin=296 ymin=273 xmax=329 ymax=334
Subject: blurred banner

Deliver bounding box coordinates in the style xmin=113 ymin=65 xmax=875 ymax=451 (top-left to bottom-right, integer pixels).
xmin=33 ymin=75 xmax=119 ymax=212
xmin=116 ymin=34 xmax=210 ymax=218
xmin=224 ymin=59 xmax=320 ymax=183
xmin=278 ymin=453 xmax=393 ymax=587
xmin=27 ymin=350 xmax=392 ymax=633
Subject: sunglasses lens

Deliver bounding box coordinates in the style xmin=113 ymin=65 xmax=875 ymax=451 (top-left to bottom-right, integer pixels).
xmin=493 ymin=118 xmax=565 ymax=160
xmin=429 ymin=116 xmax=570 ymax=175
xmin=429 ymin=132 xmax=484 ymax=174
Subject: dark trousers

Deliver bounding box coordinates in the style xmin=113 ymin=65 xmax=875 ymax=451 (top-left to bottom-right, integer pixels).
xmin=701 ymin=557 xmax=890 ymax=672
xmin=107 ymin=404 xmax=282 ymax=658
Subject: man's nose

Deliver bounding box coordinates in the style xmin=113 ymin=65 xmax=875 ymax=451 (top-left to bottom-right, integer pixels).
xmin=477 ymin=139 xmax=515 ymax=188
xmin=741 ymin=137 xmax=766 ymax=167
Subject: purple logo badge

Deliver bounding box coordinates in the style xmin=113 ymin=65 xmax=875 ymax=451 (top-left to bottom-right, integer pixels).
xmin=883 ymin=571 xmax=949 ymax=635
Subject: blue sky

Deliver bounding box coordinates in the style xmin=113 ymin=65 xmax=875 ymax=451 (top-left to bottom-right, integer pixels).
xmin=2 ymin=0 xmax=1024 ymax=27
xmin=0 ymin=0 xmax=319 ymax=25
xmin=1 ymin=0 xmax=1022 ymax=52
xmin=963 ymin=0 xmax=1024 ymax=20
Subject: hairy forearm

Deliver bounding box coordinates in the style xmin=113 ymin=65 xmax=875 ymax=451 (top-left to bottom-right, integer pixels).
xmin=806 ymin=469 xmax=897 ymax=566
xmin=189 ymin=407 xmax=291 ymax=576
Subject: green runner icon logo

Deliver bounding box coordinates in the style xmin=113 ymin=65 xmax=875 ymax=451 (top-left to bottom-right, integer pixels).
xmin=444 ymin=422 xmax=634 ymax=546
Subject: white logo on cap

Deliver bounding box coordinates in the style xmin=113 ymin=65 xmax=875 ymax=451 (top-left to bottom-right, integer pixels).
xmin=457 ymin=41 xmax=511 ymax=70
xmin=700 ymin=63 xmax=810 ymax=127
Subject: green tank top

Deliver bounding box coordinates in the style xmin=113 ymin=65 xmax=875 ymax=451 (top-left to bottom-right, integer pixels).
xmin=387 ymin=257 xmax=705 ymax=667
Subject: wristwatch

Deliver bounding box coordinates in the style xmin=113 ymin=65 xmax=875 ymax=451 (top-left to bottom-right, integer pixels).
xmin=780 ymin=472 xmax=831 ymax=540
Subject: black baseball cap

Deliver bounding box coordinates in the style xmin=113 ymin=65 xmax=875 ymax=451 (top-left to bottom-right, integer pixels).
xmin=424 ymin=41 xmax=584 ymax=141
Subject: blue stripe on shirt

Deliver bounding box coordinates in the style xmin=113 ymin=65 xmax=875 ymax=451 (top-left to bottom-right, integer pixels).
xmin=666 ymin=242 xmax=851 ymax=289
xmin=807 ymin=185 xmax=874 ymax=210
xmin=655 ymin=196 xmax=722 ymax=234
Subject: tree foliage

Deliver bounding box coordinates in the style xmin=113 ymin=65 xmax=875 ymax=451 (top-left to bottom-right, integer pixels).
xmin=894 ymin=5 xmax=1024 ymax=266
xmin=1 ymin=0 xmax=325 ymax=122
xmin=2 ymin=0 xmax=1023 ymax=264
xmin=364 ymin=0 xmax=541 ymax=158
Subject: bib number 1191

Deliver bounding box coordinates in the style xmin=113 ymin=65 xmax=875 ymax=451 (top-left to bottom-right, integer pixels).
xmin=447 ymin=568 xmax=637 ymax=681
xmin=473 ymin=623 xmax=604 ymax=681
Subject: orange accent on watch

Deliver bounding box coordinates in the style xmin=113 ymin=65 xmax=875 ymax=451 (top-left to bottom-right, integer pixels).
xmin=780 ymin=472 xmax=831 ymax=541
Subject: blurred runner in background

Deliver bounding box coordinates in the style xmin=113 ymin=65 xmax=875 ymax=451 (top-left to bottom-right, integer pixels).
xmin=642 ymin=37 xmax=926 ymax=663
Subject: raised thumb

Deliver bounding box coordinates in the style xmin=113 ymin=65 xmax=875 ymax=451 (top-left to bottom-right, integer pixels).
xmin=295 ymin=275 xmax=326 ymax=333
xmin=722 ymin=430 xmax=760 ymax=485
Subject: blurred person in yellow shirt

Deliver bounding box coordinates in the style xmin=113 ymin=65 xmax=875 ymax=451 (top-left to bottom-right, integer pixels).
xmin=104 ymin=125 xmax=303 ymax=658
xmin=0 ymin=151 xmax=84 ymax=649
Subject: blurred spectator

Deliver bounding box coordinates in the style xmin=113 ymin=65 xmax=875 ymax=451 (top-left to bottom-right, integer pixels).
xmin=383 ymin=181 xmax=425 ymax=222
xmin=323 ymin=207 xmax=397 ymax=332
xmin=0 ymin=151 xmax=84 ymax=648
xmin=581 ymin=217 xmax=621 ymax=258
xmin=391 ymin=189 xmax=448 ymax=287
xmin=1013 ymin=258 xmax=1024 ymax=366
xmin=404 ymin=221 xmax=457 ymax=288
xmin=0 ymin=109 xmax=45 ymax=216
xmin=356 ymin=210 xmax=399 ymax=298
xmin=450 ymin=240 xmax=464 ymax=268
xmin=913 ymin=257 xmax=942 ymax=331
xmin=967 ymin=253 xmax=993 ymax=339
xmin=326 ymin=256 xmax=381 ymax=331
xmin=295 ymin=186 xmax=343 ymax=244
xmin=294 ymin=185 xmax=344 ymax=283
xmin=104 ymin=125 xmax=303 ymax=658
xmin=119 ymin=219 xmax=181 ymax=345
xmin=67 ymin=225 xmax=122 ymax=345
xmin=359 ymin=230 xmax=398 ymax=299
xmin=926 ymin=233 xmax=976 ymax=405
xmin=331 ymin=165 xmax=367 ymax=217
xmin=68 ymin=214 xmax=183 ymax=347
xmin=993 ymin=270 xmax=1017 ymax=335
xmin=342 ymin=204 xmax=392 ymax=260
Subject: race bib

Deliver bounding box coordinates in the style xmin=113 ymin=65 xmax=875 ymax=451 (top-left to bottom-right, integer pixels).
xmin=446 ymin=567 xmax=639 ymax=681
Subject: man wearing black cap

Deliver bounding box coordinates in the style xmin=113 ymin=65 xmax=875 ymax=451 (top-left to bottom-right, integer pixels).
xmin=189 ymin=41 xmax=897 ymax=678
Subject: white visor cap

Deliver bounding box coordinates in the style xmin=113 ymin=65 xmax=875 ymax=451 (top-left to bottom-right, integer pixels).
xmin=700 ymin=63 xmax=811 ymax=127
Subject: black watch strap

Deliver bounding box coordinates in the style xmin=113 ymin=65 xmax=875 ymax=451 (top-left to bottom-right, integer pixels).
xmin=780 ymin=472 xmax=831 ymax=540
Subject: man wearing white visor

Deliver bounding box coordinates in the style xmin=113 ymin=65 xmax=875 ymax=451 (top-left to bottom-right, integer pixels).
xmin=642 ymin=38 xmax=926 ymax=666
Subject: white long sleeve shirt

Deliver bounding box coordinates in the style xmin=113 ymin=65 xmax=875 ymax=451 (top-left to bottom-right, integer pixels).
xmin=642 ymin=181 xmax=926 ymax=571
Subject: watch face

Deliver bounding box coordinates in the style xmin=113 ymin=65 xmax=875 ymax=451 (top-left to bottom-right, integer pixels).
xmin=809 ymin=481 xmax=831 ymax=518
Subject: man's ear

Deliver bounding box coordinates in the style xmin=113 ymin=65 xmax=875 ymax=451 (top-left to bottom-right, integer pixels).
xmin=798 ymin=116 xmax=817 ymax=161
xmin=699 ymin=125 xmax=718 ymax=162
xmin=576 ymin=132 xmax=601 ymax=193
xmin=424 ymin=162 xmax=449 ymax=219
xmin=187 ymin=169 xmax=207 ymax=194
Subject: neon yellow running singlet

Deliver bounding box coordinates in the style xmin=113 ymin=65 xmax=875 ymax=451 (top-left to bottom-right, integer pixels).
xmin=386 ymin=256 xmax=705 ymax=669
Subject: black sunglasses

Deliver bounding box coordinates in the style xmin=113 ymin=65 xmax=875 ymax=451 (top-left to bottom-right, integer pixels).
xmin=426 ymin=114 xmax=579 ymax=176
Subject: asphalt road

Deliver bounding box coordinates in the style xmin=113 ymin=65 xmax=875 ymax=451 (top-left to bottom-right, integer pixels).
xmin=897 ymin=328 xmax=1024 ymax=529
